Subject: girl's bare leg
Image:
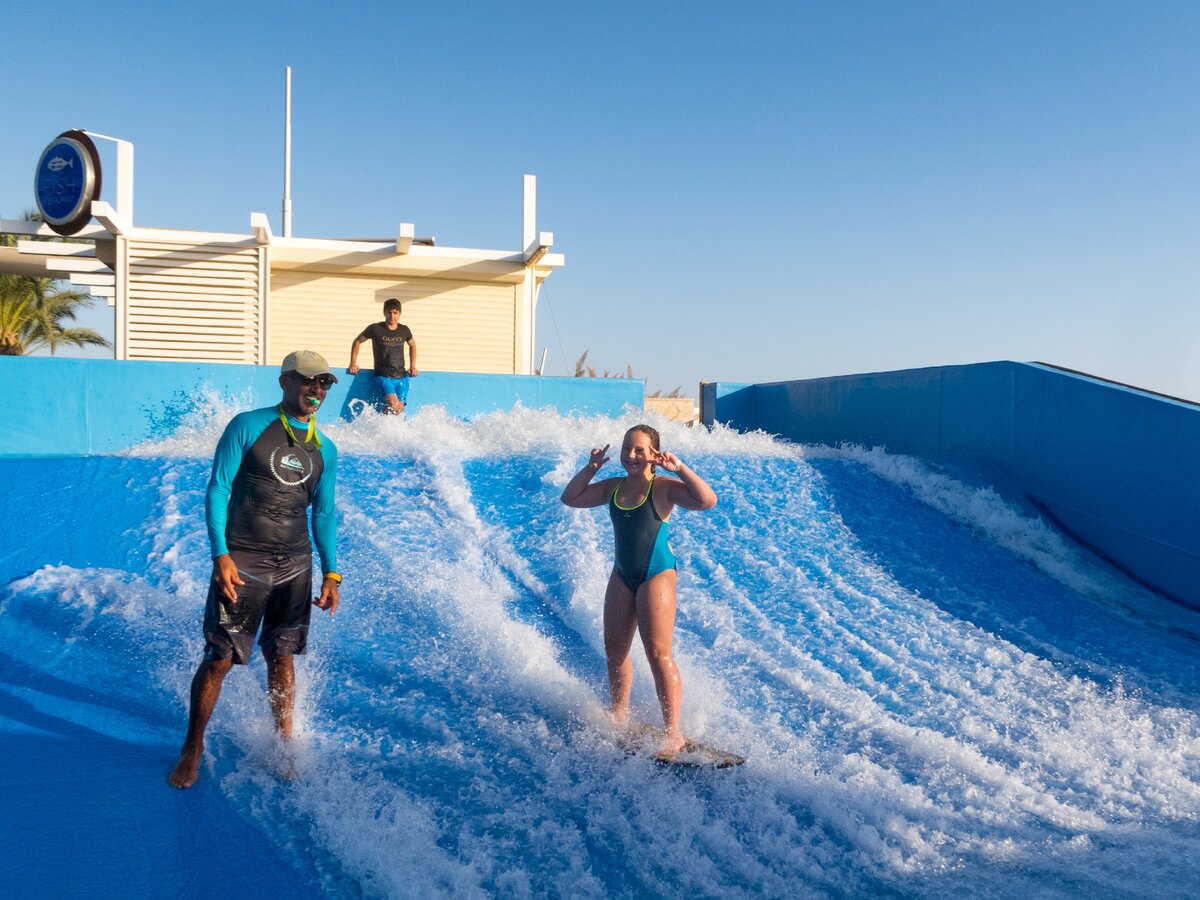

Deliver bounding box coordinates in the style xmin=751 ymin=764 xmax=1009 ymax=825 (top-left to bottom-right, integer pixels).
xmin=636 ymin=570 xmax=684 ymax=754
xmin=602 ymin=570 xmax=639 ymax=723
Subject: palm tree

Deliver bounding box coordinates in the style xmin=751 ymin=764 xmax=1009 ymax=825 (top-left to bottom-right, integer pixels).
xmin=0 ymin=212 xmax=111 ymax=356
xmin=0 ymin=275 xmax=35 ymax=355
xmin=0 ymin=272 xmax=111 ymax=355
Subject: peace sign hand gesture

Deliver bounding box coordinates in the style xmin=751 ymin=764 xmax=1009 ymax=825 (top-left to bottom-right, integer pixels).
xmin=652 ymin=448 xmax=683 ymax=473
xmin=588 ymin=444 xmax=611 ymax=471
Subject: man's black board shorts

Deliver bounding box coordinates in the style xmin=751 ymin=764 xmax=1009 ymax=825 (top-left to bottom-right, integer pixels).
xmin=203 ymin=549 xmax=313 ymax=664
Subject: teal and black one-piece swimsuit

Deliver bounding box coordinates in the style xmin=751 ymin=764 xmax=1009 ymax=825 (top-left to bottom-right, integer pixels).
xmin=609 ymin=476 xmax=677 ymax=592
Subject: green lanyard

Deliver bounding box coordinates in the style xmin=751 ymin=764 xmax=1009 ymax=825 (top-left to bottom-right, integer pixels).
xmin=277 ymin=405 xmax=321 ymax=450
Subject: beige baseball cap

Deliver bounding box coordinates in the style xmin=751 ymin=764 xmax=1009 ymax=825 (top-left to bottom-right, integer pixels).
xmin=281 ymin=349 xmax=338 ymax=382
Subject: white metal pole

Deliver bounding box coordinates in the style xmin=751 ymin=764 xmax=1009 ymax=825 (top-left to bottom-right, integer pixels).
xmin=283 ymin=66 xmax=293 ymax=237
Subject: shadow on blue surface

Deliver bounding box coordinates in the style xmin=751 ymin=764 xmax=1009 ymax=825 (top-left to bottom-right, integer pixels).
xmin=0 ymin=700 xmax=317 ymax=898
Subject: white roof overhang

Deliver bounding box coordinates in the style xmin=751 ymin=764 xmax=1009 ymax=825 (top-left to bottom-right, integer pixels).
xmin=268 ymin=239 xmax=533 ymax=284
xmin=1 ymin=218 xmax=565 ymax=286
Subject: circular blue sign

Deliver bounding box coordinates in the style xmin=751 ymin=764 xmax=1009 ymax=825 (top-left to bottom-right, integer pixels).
xmin=34 ymin=130 xmax=102 ymax=235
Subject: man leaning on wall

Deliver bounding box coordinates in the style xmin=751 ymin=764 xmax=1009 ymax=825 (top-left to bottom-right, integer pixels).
xmin=348 ymin=298 xmax=419 ymax=414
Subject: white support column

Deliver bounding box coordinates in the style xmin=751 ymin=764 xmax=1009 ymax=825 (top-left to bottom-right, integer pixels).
xmin=517 ymin=275 xmax=533 ymax=375
xmin=530 ymin=276 xmax=543 ymax=374
xmin=250 ymin=212 xmax=273 ymax=363
xmin=114 ymin=235 xmax=129 ymax=360
xmin=258 ymin=244 xmax=270 ymax=363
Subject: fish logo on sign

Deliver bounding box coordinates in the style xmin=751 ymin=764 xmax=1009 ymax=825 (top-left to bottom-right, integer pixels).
xmin=34 ymin=130 xmax=102 ymax=236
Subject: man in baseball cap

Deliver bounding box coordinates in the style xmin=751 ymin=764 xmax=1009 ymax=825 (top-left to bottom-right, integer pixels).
xmin=281 ymin=349 xmax=339 ymax=382
xmin=169 ymin=350 xmax=341 ymax=788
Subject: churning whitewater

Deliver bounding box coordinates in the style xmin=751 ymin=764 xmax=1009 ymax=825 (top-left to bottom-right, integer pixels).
xmin=3 ymin=403 xmax=1199 ymax=898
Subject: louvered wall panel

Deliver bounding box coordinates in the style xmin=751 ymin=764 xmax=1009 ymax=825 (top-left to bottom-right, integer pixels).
xmin=126 ymin=240 xmax=262 ymax=362
xmin=269 ymin=272 xmax=517 ymax=374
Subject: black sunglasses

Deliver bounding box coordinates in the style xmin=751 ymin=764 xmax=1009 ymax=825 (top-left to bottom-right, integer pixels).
xmin=289 ymin=372 xmax=335 ymax=390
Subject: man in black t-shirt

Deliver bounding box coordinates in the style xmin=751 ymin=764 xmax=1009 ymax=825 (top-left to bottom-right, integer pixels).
xmin=348 ymin=298 xmax=420 ymax=414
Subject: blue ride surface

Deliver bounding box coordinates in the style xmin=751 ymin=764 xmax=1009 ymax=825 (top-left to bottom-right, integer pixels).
xmin=2 ymin=405 xmax=1199 ymax=898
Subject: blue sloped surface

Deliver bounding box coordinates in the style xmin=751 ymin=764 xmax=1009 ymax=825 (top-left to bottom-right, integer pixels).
xmin=2 ymin=414 xmax=1198 ymax=898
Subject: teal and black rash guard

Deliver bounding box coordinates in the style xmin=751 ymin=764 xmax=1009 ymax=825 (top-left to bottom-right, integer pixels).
xmin=608 ymin=477 xmax=676 ymax=592
xmin=205 ymin=406 xmax=338 ymax=572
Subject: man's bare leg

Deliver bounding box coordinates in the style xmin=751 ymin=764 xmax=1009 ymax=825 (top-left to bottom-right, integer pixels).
xmin=168 ymin=657 xmax=233 ymax=788
xmin=265 ymin=652 xmax=295 ymax=740
xmin=265 ymin=652 xmax=298 ymax=780
xmin=384 ymin=393 xmax=405 ymax=415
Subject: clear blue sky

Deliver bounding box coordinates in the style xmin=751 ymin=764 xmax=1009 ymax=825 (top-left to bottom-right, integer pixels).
xmin=4 ymin=2 xmax=1198 ymax=400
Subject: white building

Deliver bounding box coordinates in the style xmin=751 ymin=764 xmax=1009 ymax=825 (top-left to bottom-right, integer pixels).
xmin=3 ymin=138 xmax=562 ymax=375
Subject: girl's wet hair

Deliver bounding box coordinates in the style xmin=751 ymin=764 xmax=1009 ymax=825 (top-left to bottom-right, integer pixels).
xmin=625 ymin=423 xmax=661 ymax=450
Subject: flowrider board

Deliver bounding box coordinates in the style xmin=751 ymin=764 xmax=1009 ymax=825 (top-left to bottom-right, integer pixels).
xmin=616 ymin=727 xmax=745 ymax=768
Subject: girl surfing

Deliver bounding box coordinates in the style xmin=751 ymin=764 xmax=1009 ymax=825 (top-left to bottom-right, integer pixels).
xmin=561 ymin=424 xmax=718 ymax=756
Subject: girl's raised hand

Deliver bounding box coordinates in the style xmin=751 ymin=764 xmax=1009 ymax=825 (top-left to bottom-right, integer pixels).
xmin=652 ymin=448 xmax=682 ymax=472
xmin=589 ymin=444 xmax=611 ymax=470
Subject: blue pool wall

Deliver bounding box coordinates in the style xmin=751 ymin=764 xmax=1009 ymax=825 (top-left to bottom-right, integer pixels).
xmin=5 ymin=357 xmax=644 ymax=457
xmin=702 ymin=361 xmax=1200 ymax=610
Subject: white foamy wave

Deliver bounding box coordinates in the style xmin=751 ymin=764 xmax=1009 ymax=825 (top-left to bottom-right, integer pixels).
xmin=325 ymin=401 xmax=798 ymax=461
xmin=123 ymin=387 xmax=260 ymax=458
xmin=681 ymin=544 xmax=1200 ymax=891
xmin=122 ymin=390 xmax=798 ymax=464
xmin=820 ymin=443 xmax=1122 ymax=599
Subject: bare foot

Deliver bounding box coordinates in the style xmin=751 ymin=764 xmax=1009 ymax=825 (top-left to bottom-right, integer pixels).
xmin=168 ymin=748 xmax=202 ymax=789
xmin=277 ymin=746 xmax=298 ymax=782
xmin=656 ymin=730 xmax=686 ymax=758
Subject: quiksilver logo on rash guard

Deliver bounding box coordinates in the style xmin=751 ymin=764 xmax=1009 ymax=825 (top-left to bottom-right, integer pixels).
xmin=269 ymin=444 xmax=314 ymax=486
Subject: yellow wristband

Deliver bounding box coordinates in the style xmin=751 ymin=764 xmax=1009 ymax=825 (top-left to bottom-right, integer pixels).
xmin=323 ymin=572 xmax=342 ymax=584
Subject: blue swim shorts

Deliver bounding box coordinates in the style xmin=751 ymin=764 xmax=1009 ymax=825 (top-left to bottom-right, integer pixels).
xmin=376 ymin=374 xmax=410 ymax=403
